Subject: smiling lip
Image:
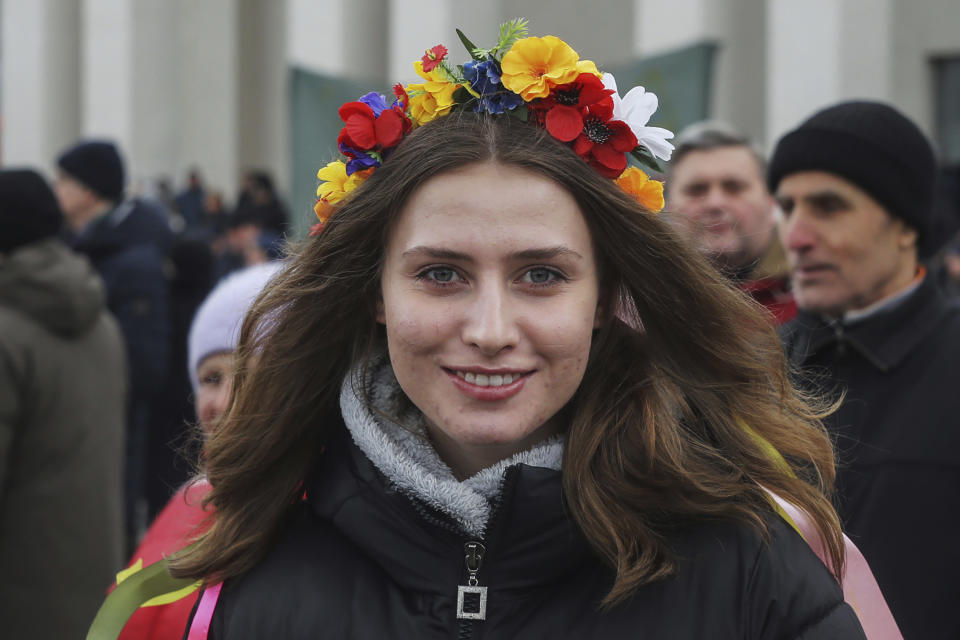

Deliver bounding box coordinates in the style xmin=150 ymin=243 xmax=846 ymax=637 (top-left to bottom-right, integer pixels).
xmin=443 ymin=367 xmax=533 ymax=401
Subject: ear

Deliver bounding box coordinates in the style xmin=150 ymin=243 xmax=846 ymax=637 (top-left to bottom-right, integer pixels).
xmin=593 ymin=289 xmax=608 ymax=329
xmin=898 ymin=225 xmax=919 ymax=251
xmin=375 ymin=294 xmax=386 ymax=325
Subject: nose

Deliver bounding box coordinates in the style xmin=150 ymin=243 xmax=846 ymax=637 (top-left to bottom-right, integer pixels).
xmin=698 ymin=185 xmax=727 ymax=217
xmin=200 ymin=376 xmax=234 ymax=432
xmin=781 ymin=211 xmax=817 ymax=255
xmin=461 ymin=282 xmax=520 ymax=357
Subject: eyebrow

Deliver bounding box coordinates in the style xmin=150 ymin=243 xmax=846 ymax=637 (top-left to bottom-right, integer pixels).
xmin=401 ymin=245 xmax=584 ymax=261
xmin=804 ymin=190 xmax=852 ymax=207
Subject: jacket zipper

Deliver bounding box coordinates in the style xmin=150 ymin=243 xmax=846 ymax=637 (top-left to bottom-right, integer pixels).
xmin=454 ymin=467 xmax=521 ymax=638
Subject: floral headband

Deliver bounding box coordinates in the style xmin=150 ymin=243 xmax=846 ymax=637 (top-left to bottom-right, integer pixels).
xmin=312 ymin=19 xmax=674 ymax=235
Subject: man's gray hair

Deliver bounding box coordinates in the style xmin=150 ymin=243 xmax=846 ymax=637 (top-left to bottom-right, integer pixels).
xmin=668 ymin=120 xmax=766 ymax=177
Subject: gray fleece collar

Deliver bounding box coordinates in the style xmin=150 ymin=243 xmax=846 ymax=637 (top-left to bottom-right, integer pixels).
xmin=339 ymin=360 xmax=563 ymax=537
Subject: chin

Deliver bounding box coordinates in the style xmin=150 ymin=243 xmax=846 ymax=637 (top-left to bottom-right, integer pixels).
xmin=795 ymin=292 xmax=848 ymax=317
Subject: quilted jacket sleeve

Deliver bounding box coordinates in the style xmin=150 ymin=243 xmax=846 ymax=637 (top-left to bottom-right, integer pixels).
xmin=746 ymin=518 xmax=867 ymax=640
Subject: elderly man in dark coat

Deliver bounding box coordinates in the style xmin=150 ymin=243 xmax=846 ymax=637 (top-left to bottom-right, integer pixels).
xmin=0 ymin=169 xmax=126 ymax=637
xmin=770 ymin=101 xmax=960 ymax=640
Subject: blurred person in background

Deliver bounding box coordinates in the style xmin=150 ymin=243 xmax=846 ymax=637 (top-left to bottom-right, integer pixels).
xmin=114 ymin=262 xmax=282 ymax=640
xmin=234 ymin=169 xmax=288 ymax=236
xmin=0 ymin=169 xmax=126 ymax=638
xmin=145 ymin=238 xmax=216 ymax=522
xmin=667 ymin=122 xmax=796 ymax=324
xmin=175 ymin=168 xmax=206 ymax=232
xmin=771 ymin=100 xmax=960 ymax=639
xmin=55 ymin=139 xmax=172 ymax=548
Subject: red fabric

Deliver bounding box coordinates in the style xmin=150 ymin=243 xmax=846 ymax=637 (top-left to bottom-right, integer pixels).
xmin=740 ymin=276 xmax=797 ymax=325
xmin=117 ymin=480 xmax=212 ymax=640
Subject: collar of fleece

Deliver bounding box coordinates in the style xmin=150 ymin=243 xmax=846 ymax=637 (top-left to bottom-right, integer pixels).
xmin=339 ymin=358 xmax=564 ymax=537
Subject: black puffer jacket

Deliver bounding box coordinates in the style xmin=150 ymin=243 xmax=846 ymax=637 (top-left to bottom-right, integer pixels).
xmin=200 ymin=432 xmax=865 ymax=639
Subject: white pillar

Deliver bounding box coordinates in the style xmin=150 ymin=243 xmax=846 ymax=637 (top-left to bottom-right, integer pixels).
xmin=287 ymin=0 xmax=346 ymax=75
xmin=637 ymin=0 xmax=767 ymax=146
xmin=82 ymin=0 xmax=134 ymax=151
xmin=388 ymin=0 xmax=452 ymax=85
xmin=239 ymin=0 xmax=289 ymax=195
xmin=128 ymin=0 xmax=179 ymax=190
xmin=1 ymin=0 xmax=82 ymax=171
xmin=838 ymin=0 xmax=893 ymax=101
xmin=766 ymin=0 xmax=842 ymax=148
xmin=172 ymin=0 xmax=240 ymax=198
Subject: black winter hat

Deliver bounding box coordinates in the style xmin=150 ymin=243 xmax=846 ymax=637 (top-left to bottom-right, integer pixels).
xmin=56 ymin=140 xmax=125 ymax=201
xmin=768 ymin=100 xmax=937 ymax=256
xmin=0 ymin=169 xmax=65 ymax=254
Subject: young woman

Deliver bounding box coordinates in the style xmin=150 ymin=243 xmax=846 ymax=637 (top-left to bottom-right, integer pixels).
xmin=168 ymin=27 xmax=867 ymax=639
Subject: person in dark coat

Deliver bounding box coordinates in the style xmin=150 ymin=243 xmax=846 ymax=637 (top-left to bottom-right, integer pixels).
xmin=667 ymin=122 xmax=796 ymax=324
xmin=0 ymin=169 xmax=126 ymax=637
xmin=95 ymin=28 xmax=866 ymax=639
xmin=770 ymin=100 xmax=960 ymax=640
xmin=54 ymin=139 xmax=172 ymax=546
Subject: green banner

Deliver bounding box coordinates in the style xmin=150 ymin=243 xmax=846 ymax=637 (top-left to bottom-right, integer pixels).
xmin=288 ymin=67 xmax=381 ymax=238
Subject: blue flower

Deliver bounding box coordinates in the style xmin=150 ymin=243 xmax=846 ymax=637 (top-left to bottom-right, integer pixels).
xmin=464 ymin=59 xmax=501 ymax=95
xmin=358 ymin=92 xmax=389 ymax=117
xmin=463 ymin=58 xmax=524 ymax=115
xmin=339 ymin=143 xmax=381 ymax=175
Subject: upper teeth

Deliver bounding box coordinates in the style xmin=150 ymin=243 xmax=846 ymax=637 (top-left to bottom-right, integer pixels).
xmin=456 ymin=371 xmax=521 ymax=387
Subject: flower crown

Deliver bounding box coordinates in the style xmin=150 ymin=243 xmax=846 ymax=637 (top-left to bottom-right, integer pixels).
xmin=312 ymin=19 xmax=674 ymax=235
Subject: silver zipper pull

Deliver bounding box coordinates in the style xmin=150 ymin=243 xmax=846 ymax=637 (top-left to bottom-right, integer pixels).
xmin=456 ymin=541 xmax=488 ymax=620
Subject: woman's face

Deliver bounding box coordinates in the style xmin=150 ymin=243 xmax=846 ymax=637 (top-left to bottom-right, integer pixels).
xmin=195 ymin=352 xmax=235 ymax=433
xmin=379 ymin=161 xmax=601 ymax=478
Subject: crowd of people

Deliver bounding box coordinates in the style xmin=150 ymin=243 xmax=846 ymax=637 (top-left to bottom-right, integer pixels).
xmin=1 ymin=20 xmax=958 ymax=640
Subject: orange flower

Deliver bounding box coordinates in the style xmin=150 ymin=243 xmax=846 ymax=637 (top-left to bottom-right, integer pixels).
xmin=314 ymin=199 xmax=334 ymax=224
xmin=500 ymin=36 xmax=599 ymax=101
xmin=615 ymin=167 xmax=664 ymax=213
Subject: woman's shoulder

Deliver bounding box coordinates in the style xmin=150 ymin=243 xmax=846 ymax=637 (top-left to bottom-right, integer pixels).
xmin=663 ymin=515 xmax=865 ymax=639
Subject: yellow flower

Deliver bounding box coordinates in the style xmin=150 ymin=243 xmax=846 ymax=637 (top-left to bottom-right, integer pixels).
xmin=500 ymin=36 xmax=599 ymax=101
xmin=316 ymin=161 xmax=373 ymax=204
xmin=405 ymin=60 xmax=460 ymax=125
xmin=615 ymin=167 xmax=664 ymax=213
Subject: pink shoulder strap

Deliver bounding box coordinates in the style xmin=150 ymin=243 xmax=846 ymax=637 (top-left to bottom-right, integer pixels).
xmin=186 ymin=582 xmax=223 ymax=640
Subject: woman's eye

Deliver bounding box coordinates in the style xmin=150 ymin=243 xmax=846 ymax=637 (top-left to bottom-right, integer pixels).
xmin=521 ymin=267 xmax=564 ymax=286
xmin=201 ymin=372 xmax=222 ymax=387
xmin=417 ymin=267 xmax=462 ymax=286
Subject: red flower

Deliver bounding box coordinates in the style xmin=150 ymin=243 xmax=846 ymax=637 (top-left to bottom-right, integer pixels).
xmin=572 ymin=117 xmax=638 ymax=178
xmin=337 ymin=101 xmax=410 ymax=154
xmin=421 ymin=44 xmax=448 ymax=72
xmin=531 ymin=73 xmax=614 ymax=142
xmin=393 ymin=83 xmax=409 ymax=111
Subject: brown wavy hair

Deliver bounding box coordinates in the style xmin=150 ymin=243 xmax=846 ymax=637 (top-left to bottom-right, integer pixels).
xmin=171 ymin=113 xmax=844 ymax=605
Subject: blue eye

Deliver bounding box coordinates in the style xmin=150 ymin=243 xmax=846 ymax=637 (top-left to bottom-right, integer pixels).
xmin=416 ymin=267 xmax=463 ymax=287
xmin=428 ymin=268 xmax=456 ymax=282
xmin=521 ymin=267 xmax=565 ymax=287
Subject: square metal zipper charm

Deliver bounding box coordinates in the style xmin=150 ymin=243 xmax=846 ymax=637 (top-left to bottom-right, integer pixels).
xmin=456 ymin=585 xmax=488 ymax=620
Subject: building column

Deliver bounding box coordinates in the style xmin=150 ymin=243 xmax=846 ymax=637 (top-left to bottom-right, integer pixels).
xmin=636 ymin=0 xmax=767 ymax=146
xmin=1 ymin=0 xmax=82 ymax=171
xmin=238 ymin=0 xmax=289 ymax=195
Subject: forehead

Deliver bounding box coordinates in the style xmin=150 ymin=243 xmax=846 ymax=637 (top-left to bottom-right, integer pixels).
xmin=671 ymin=146 xmax=763 ymax=183
xmin=388 ymin=162 xmax=592 ymax=253
xmin=776 ymin=170 xmax=871 ymax=201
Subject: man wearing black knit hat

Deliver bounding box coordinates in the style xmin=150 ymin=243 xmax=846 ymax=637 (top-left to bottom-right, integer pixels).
xmin=770 ymin=100 xmax=960 ymax=640
xmin=54 ymin=139 xmax=173 ymax=549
